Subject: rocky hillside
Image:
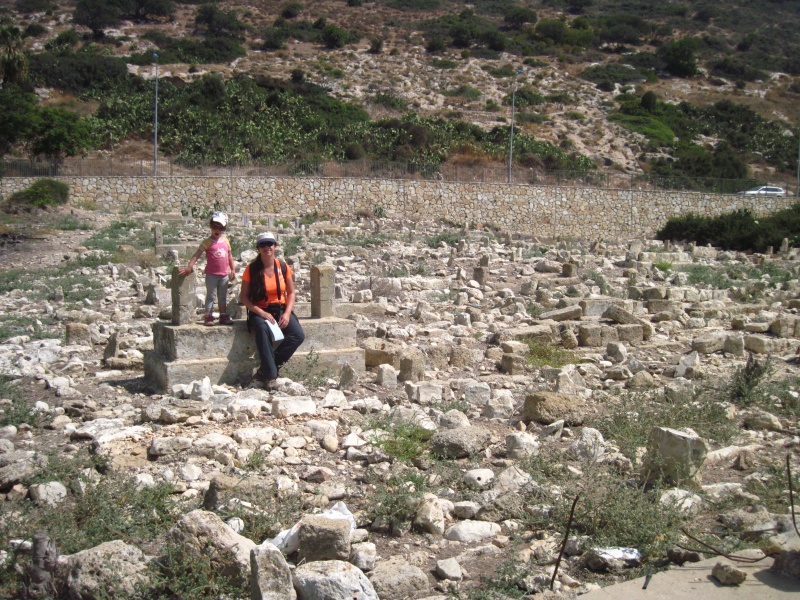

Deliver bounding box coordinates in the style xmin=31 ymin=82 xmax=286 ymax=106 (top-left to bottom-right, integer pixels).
xmin=4 ymin=0 xmax=800 ymax=182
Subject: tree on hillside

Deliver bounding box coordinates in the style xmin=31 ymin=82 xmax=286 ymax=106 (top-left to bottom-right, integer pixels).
xmin=24 ymin=107 xmax=93 ymax=171
xmin=195 ymin=4 xmax=246 ymax=39
xmin=0 ymin=25 xmax=28 ymax=85
xmin=74 ymin=0 xmax=174 ymax=37
xmin=659 ymin=38 xmax=699 ymax=77
xmin=0 ymin=84 xmax=37 ymax=156
xmin=74 ymin=0 xmax=128 ymax=37
xmin=131 ymin=0 xmax=175 ymax=21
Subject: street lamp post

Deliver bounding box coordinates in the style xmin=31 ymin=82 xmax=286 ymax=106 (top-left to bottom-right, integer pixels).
xmin=153 ymin=53 xmax=158 ymax=177
xmin=507 ymin=69 xmax=524 ymax=184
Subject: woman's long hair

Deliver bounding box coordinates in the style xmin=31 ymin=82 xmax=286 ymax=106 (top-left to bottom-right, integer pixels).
xmin=247 ymin=255 xmax=266 ymax=303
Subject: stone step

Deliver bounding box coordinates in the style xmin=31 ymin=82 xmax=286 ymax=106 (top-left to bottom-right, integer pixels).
xmin=144 ymin=346 xmax=365 ymax=391
xmin=146 ymin=315 xmax=364 ymax=390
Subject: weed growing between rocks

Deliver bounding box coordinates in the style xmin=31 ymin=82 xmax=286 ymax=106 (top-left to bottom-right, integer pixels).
xmin=726 ymin=353 xmax=772 ymax=408
xmin=0 ymin=376 xmax=41 ymax=427
xmin=524 ymin=337 xmax=578 ymax=368
xmin=0 ymin=314 xmax=61 ymax=344
xmin=146 ymin=542 xmax=247 ymax=600
xmin=372 ymin=421 xmax=432 ymax=461
xmin=0 ymin=451 xmax=182 ymax=596
xmin=368 ymin=471 xmax=429 ymax=535
xmin=596 ymin=389 xmax=737 ymax=462
xmin=280 ymin=349 xmax=331 ymax=389
xmin=50 ymin=216 xmax=93 ymax=231
xmin=217 ymin=485 xmax=305 ymax=548
xmin=424 ymin=230 xmax=462 ymax=248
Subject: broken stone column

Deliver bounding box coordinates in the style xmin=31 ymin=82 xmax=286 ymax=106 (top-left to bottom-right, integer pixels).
xmin=311 ymin=265 xmax=335 ymax=318
xmin=153 ymin=224 xmax=163 ymax=247
xmin=171 ymin=267 xmax=197 ymax=325
xmin=473 ymin=266 xmax=487 ymax=287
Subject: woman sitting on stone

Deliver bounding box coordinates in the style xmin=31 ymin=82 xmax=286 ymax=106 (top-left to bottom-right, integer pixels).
xmin=239 ymin=232 xmax=305 ymax=387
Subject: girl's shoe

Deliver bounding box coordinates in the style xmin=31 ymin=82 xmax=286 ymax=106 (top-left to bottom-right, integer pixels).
xmin=204 ymin=314 xmax=215 ymax=326
xmin=218 ymin=314 xmax=233 ymax=325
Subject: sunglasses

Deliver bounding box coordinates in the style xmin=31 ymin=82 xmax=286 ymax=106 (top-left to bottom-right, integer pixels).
xmin=258 ymin=241 xmax=275 ymax=248
xmin=211 ymin=223 xmax=225 ymax=231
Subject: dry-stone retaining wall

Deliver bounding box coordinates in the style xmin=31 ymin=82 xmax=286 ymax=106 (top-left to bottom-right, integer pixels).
xmin=2 ymin=176 xmax=794 ymax=238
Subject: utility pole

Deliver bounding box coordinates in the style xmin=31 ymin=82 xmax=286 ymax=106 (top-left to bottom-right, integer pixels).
xmin=153 ymin=53 xmax=159 ymax=177
xmin=507 ymin=69 xmax=524 ymax=184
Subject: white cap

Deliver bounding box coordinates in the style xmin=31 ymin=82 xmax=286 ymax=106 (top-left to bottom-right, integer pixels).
xmin=211 ymin=211 xmax=228 ymax=227
xmin=256 ymin=231 xmax=277 ymax=245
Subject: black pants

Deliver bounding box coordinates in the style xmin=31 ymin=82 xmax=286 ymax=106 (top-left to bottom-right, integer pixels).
xmin=247 ymin=308 xmax=305 ymax=380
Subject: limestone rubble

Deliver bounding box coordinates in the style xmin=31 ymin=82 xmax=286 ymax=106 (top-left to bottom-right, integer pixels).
xmin=0 ymin=213 xmax=799 ymax=598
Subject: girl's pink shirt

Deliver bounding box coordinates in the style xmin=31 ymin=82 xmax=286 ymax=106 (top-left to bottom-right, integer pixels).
xmin=199 ymin=236 xmax=232 ymax=276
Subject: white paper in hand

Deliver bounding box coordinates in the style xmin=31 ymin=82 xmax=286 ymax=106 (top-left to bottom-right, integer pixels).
xmin=267 ymin=320 xmax=284 ymax=348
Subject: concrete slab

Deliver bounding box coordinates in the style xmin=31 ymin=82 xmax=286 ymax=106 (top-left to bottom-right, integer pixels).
xmin=579 ymin=551 xmax=800 ymax=600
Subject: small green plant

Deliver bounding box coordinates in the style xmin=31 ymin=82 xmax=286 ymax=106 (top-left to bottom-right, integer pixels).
xmin=147 ymin=542 xmax=245 ymax=599
xmin=726 ymin=354 xmax=772 ymax=407
xmin=368 ymin=471 xmax=429 ymax=532
xmin=524 ymin=338 xmax=577 ymax=368
xmin=653 ymin=260 xmax=673 ymax=272
xmin=373 ymin=205 xmax=386 ymax=218
xmin=280 ymin=234 xmax=303 ymax=257
xmin=424 ymin=230 xmax=462 ymax=248
xmin=50 ymin=216 xmax=92 ymax=231
xmin=0 ymin=377 xmax=41 ymax=427
xmin=373 ymin=422 xmax=432 ymax=461
xmin=281 ymin=348 xmax=331 ymax=389
xmin=243 ymin=449 xmax=267 ymax=471
xmin=387 ymin=265 xmax=409 ymax=277
xmin=525 ymin=301 xmax=544 ymax=319
xmin=596 ymin=388 xmax=738 ymax=462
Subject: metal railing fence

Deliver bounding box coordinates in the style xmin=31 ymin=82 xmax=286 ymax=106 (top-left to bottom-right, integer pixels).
xmin=0 ymin=157 xmax=791 ymax=195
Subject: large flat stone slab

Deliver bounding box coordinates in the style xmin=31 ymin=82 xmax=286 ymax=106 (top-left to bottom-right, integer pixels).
xmin=152 ymin=317 xmax=357 ymax=361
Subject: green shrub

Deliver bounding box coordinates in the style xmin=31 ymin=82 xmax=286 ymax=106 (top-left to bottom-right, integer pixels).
xmin=525 ymin=338 xmax=577 ymax=368
xmin=24 ymin=23 xmax=47 ymax=38
xmin=657 ymin=204 xmax=800 ymax=253
xmin=280 ymin=2 xmax=303 ymax=19
xmin=321 ymin=23 xmax=359 ymax=49
xmin=596 ymin=389 xmax=737 ymax=463
xmin=443 ymin=84 xmax=481 ymax=100
xmin=374 ymin=422 xmax=432 ymax=461
xmin=8 ymin=178 xmax=69 ymax=209
xmin=262 ymin=25 xmax=288 ymax=50
xmin=424 ymin=230 xmax=461 ymax=248
xmin=581 ymin=63 xmax=655 ymax=89
xmin=29 ymin=51 xmax=129 ymax=93
xmin=372 ymin=92 xmax=407 ymax=110
xmin=726 ymin=354 xmax=772 ymax=408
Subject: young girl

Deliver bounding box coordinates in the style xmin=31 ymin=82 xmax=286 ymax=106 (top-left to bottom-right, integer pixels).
xmin=179 ymin=211 xmax=236 ymax=325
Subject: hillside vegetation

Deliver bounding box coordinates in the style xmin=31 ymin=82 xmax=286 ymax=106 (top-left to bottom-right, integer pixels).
xmin=1 ymin=0 xmax=799 ymax=191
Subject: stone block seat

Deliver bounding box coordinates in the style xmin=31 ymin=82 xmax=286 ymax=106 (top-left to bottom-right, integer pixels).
xmin=144 ymin=265 xmax=365 ymax=391
xmin=144 ymin=316 xmax=365 ymax=391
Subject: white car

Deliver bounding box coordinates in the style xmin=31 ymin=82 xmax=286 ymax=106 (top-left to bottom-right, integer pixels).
xmin=737 ymin=185 xmax=786 ymax=196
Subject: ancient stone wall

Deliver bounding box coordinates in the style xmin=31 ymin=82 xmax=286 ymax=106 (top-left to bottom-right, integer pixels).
xmin=2 ymin=176 xmax=793 ymax=239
